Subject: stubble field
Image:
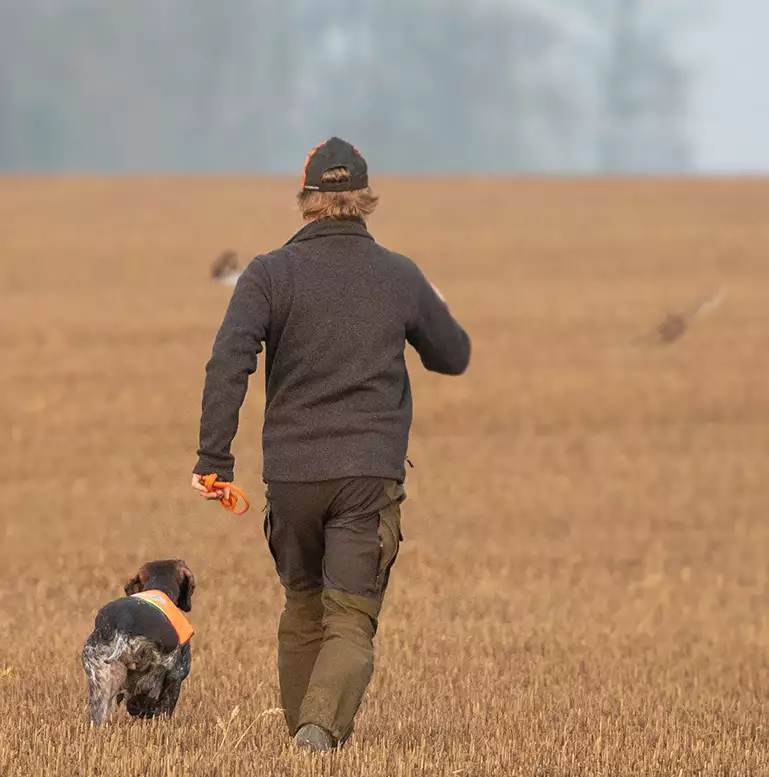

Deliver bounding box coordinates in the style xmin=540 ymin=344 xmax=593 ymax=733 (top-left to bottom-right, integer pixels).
xmin=1 ymin=178 xmax=769 ymax=776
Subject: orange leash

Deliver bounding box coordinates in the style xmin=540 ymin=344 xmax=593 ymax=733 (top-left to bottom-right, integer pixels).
xmin=201 ymin=474 xmax=250 ymax=515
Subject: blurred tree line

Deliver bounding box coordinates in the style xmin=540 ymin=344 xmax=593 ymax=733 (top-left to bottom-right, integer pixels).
xmin=0 ymin=0 xmax=691 ymax=173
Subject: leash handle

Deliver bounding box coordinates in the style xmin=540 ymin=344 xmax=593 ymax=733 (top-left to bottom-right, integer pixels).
xmin=201 ymin=474 xmax=250 ymax=516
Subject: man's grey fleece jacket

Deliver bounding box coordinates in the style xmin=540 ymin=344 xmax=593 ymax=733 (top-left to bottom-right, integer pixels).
xmin=194 ymin=217 xmax=471 ymax=484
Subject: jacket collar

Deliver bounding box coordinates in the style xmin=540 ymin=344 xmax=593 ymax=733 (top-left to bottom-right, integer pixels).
xmin=284 ymin=217 xmax=374 ymax=246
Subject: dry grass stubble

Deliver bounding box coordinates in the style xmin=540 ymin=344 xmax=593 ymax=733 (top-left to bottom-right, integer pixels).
xmin=1 ymin=178 xmax=769 ymax=775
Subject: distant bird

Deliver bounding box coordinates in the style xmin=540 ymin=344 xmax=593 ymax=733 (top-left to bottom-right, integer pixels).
xmin=211 ymin=250 xmax=242 ymax=286
xmin=636 ymin=290 xmax=724 ymax=345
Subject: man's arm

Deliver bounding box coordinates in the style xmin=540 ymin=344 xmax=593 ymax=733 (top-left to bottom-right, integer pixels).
xmin=193 ymin=258 xmax=271 ymax=482
xmin=406 ymin=272 xmax=471 ymax=375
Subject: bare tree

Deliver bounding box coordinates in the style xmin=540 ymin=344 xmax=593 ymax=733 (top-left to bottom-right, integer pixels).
xmin=327 ymin=0 xmax=579 ymax=172
xmin=586 ymin=0 xmax=691 ymax=172
xmin=0 ymin=0 xmax=693 ymax=174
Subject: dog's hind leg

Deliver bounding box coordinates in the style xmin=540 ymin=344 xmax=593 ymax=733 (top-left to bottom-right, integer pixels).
xmin=82 ymin=638 xmax=128 ymax=726
xmin=85 ymin=660 xmax=127 ymax=726
xmin=126 ymin=643 xmax=191 ymax=719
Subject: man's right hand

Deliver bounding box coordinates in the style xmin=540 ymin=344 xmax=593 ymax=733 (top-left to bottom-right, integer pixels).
xmin=191 ymin=474 xmax=232 ymax=503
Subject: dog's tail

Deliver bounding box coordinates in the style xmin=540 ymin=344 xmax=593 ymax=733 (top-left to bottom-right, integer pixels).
xmin=116 ymin=636 xmax=163 ymax=672
xmin=103 ymin=632 xmax=129 ymax=664
xmin=88 ymin=632 xmax=160 ymax=674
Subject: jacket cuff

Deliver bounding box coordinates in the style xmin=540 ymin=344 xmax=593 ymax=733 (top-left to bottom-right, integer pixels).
xmin=193 ymin=459 xmax=234 ymax=482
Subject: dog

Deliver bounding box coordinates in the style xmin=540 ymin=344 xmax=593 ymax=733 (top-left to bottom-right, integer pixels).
xmin=82 ymin=559 xmax=196 ymax=726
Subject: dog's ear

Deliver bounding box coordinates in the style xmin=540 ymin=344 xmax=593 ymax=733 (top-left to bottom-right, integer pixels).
xmin=124 ymin=565 xmax=148 ymax=597
xmin=176 ymin=561 xmax=196 ymax=612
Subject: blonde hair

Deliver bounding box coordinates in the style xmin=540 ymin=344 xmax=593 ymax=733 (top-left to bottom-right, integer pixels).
xmin=297 ymin=167 xmax=379 ymax=222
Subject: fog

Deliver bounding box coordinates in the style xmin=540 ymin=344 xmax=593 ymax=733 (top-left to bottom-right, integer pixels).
xmin=0 ymin=1 xmax=762 ymax=173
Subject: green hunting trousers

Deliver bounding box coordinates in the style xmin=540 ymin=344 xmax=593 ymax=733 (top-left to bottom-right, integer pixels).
xmin=264 ymin=478 xmax=405 ymax=741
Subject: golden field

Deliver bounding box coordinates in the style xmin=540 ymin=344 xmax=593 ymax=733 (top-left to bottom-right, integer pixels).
xmin=1 ymin=178 xmax=769 ymax=776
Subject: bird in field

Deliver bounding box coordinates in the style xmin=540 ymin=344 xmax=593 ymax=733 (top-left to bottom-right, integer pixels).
xmin=636 ymin=289 xmax=724 ymax=345
xmin=211 ymin=250 xmax=242 ymax=286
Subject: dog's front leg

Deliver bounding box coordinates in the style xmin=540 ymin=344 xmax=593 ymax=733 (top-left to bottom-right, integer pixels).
xmin=157 ymin=642 xmax=191 ymax=717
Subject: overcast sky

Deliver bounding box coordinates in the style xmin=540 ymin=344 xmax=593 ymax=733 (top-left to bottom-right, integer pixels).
xmin=685 ymin=0 xmax=769 ymax=171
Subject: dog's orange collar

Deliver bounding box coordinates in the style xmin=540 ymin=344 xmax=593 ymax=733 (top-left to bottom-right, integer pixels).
xmin=131 ymin=590 xmax=194 ymax=645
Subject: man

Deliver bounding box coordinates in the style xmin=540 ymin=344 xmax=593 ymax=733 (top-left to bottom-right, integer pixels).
xmin=192 ymin=137 xmax=470 ymax=752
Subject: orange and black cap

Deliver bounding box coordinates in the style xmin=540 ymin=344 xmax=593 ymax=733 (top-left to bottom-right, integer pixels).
xmin=302 ymin=137 xmax=369 ymax=192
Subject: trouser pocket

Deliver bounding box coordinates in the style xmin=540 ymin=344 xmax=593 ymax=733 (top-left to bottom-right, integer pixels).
xmin=376 ymin=482 xmax=406 ymax=596
xmin=263 ymin=498 xmax=277 ymax=563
